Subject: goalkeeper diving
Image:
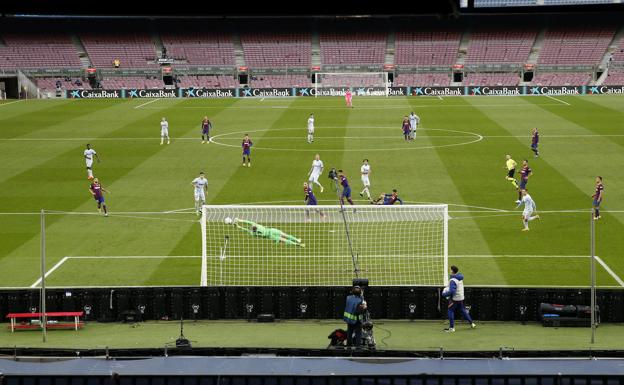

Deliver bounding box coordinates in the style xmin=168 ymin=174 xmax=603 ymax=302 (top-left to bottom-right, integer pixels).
xmin=232 ymin=218 xmax=305 ymax=247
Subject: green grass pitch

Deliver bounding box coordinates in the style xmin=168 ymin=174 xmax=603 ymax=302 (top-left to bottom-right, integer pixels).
xmin=0 ymin=95 xmax=623 ymax=288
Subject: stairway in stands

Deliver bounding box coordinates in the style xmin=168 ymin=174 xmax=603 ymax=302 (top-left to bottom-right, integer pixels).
xmin=311 ymin=31 xmax=321 ymax=67
xmin=232 ymin=33 xmax=246 ymax=68
xmin=385 ymin=31 xmax=395 ymax=65
xmin=71 ymin=34 xmax=92 ymax=68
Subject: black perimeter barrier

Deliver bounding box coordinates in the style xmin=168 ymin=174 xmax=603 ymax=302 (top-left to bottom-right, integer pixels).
xmin=1 ymin=286 xmax=622 ymax=323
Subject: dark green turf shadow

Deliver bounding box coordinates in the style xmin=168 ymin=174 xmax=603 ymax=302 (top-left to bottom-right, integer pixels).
xmin=0 ymin=99 xmax=238 ymax=271
xmin=0 ymin=100 xmax=126 ymax=139
xmin=408 ymin=96 xmax=624 ymax=285
xmin=165 ymin=98 xmax=352 ymax=274
xmin=524 ymin=96 xmax=624 ymax=148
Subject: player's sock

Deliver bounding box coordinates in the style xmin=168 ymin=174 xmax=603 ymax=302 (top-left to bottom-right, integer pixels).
xmin=512 ymin=180 xmax=519 ymax=189
xmin=347 ymin=198 xmax=354 ymax=205
xmin=595 ymin=209 xmax=600 ymax=218
xmin=518 ymin=191 xmax=522 ymax=200
xmin=523 ymin=220 xmax=529 ymax=230
xmin=528 ymin=216 xmax=538 ymax=222
xmin=102 ymin=205 xmax=107 ymax=215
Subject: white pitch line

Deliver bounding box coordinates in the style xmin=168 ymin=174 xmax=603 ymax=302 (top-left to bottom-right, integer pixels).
xmin=0 ymin=100 xmax=25 ymax=107
xmin=30 ymin=256 xmax=69 ymax=288
xmin=545 ymin=95 xmax=571 ymax=106
xmin=68 ymin=255 xmax=200 ymax=259
xmin=139 ymin=103 xmax=564 ymax=110
xmin=594 ymin=256 xmax=624 ymax=287
xmin=438 ymin=96 xmax=443 ymax=100
xmin=134 ymin=98 xmax=161 ymax=109
xmin=452 ymin=255 xmax=588 ymax=258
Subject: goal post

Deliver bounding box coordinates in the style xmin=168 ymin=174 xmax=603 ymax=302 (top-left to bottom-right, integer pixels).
xmin=314 ymin=72 xmax=390 ymax=97
xmin=201 ymin=204 xmax=448 ymax=287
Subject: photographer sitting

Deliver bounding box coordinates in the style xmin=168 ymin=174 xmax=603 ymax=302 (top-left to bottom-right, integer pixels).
xmin=343 ymin=285 xmax=367 ymax=348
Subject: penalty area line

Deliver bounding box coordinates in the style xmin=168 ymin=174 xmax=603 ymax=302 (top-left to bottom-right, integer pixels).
xmin=0 ymin=100 xmax=25 ymax=107
xmin=134 ymin=98 xmax=161 ymax=109
xmin=545 ymin=95 xmax=571 ymax=106
xmin=30 ymin=256 xmax=69 ymax=288
xmin=594 ymin=256 xmax=624 ymax=287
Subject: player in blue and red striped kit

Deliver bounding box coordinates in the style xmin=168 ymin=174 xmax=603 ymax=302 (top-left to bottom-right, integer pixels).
xmin=530 ymin=127 xmax=539 ymax=157
xmin=242 ymin=134 xmax=253 ymax=167
xmin=89 ymin=178 xmax=109 ymax=216
xmin=337 ymin=170 xmax=354 ymax=206
xmin=372 ymin=189 xmax=403 ymax=205
xmin=304 ymin=182 xmax=326 ymax=221
xmin=201 ymin=116 xmax=212 ymax=144
xmin=402 ymin=116 xmax=411 ymax=141
xmin=592 ymin=176 xmax=604 ymax=220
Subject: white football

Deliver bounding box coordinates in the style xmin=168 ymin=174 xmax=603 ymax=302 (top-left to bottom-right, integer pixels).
xmin=224 ymin=217 xmax=233 ymax=225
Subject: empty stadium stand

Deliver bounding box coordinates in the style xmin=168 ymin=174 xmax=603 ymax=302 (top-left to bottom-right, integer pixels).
xmin=160 ymin=32 xmax=236 ymax=66
xmin=465 ymin=28 xmax=536 ymax=64
xmin=393 ymin=73 xmax=452 ymax=86
xmin=537 ymin=27 xmax=616 ymax=65
xmin=176 ymin=75 xmax=239 ymax=88
xmin=0 ymin=33 xmax=81 ymax=69
xmin=320 ymin=33 xmax=386 ymax=65
xmin=241 ymin=33 xmax=311 ymax=67
xmin=249 ymin=74 xmax=311 ymax=88
xmin=464 ymin=72 xmax=521 ymax=86
xmin=80 ymin=33 xmax=158 ymax=68
xmin=531 ymin=72 xmax=592 ymax=85
xmin=395 ymin=30 xmax=462 ymax=66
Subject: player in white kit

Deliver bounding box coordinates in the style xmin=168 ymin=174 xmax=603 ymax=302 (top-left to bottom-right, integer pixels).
xmin=83 ymin=143 xmax=100 ymax=180
xmin=307 ymin=114 xmax=315 ymax=143
xmin=409 ymin=112 xmax=420 ymax=139
xmin=359 ymin=159 xmax=371 ymax=200
xmin=191 ymin=171 xmax=208 ymax=215
xmin=160 ymin=117 xmax=170 ymax=145
xmin=308 ymin=153 xmax=324 ymax=193
xmin=516 ymin=189 xmax=540 ymax=231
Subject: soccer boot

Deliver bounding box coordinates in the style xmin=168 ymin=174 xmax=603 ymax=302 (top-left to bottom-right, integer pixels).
xmin=443 ymin=328 xmax=455 ymax=333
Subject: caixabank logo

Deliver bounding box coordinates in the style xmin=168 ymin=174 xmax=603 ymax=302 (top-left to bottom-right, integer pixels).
xmin=67 ymin=90 xmax=121 ymax=99
xmin=184 ymin=88 xmax=234 ymax=98
xmin=240 ymin=88 xmax=292 ymax=97
xmin=587 ymin=85 xmax=624 ymax=95
xmin=127 ymin=89 xmax=178 ymax=98
xmin=469 ymin=86 xmax=521 ymax=96
xmin=529 ymin=86 xmax=581 ymax=95
xmin=412 ymin=87 xmax=463 ymax=96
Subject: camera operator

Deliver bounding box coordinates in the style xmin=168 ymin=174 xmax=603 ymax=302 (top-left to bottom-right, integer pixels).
xmin=343 ymin=285 xmax=367 ymax=348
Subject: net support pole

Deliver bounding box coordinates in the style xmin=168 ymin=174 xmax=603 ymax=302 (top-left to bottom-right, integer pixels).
xmin=40 ymin=209 xmax=47 ymax=343
xmin=333 ymin=178 xmax=359 ymax=278
xmin=443 ymin=205 xmax=449 ymax=287
xmin=200 ymin=205 xmax=207 ymax=287
xmin=590 ymin=211 xmax=596 ymax=344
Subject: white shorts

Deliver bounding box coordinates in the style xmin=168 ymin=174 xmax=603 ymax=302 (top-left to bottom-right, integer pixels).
xmin=361 ymin=175 xmax=370 ymax=187
xmin=86 ymin=159 xmax=93 ymax=168
xmin=161 ymin=129 xmax=169 ymax=137
xmin=308 ymin=128 xmax=314 ymax=134
xmin=523 ymin=209 xmax=533 ymax=218
xmin=194 ymin=191 xmax=206 ymax=202
xmin=309 ymin=173 xmax=320 ymax=183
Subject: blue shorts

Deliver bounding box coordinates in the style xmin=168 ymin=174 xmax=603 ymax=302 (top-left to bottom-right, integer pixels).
xmin=94 ymin=196 xmax=105 ymax=204
xmin=202 ymin=129 xmax=209 ymax=135
xmin=306 ymin=199 xmax=317 ymax=206
xmin=519 ymin=179 xmax=528 ymax=189
xmin=593 ymin=199 xmax=601 ymax=207
xmin=342 ymin=187 xmax=352 ymax=198
xmin=531 ymin=142 xmax=538 ymax=149
xmin=243 ymin=149 xmax=250 ymax=156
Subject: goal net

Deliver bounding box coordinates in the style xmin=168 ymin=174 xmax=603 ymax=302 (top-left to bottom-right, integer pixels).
xmin=201 ymin=205 xmax=448 ymax=287
xmin=314 ymin=72 xmax=389 ymax=97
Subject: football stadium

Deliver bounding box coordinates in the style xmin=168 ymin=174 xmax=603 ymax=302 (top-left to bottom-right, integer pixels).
xmin=0 ymin=0 xmax=623 ymax=382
